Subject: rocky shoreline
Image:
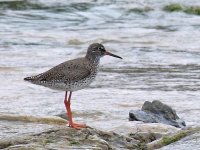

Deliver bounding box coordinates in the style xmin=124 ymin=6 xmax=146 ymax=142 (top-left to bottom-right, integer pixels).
xmin=0 ymin=113 xmax=200 ymax=150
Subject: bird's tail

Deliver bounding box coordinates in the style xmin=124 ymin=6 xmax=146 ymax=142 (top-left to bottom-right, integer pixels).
xmin=24 ymin=73 xmax=43 ymax=82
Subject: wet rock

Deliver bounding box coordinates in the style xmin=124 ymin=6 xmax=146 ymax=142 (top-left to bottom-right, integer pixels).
xmin=147 ymin=126 xmax=200 ymax=150
xmin=1 ymin=126 xmax=139 ymax=150
xmin=160 ymin=129 xmax=200 ymax=150
xmin=129 ymin=100 xmax=186 ymax=128
xmin=0 ymin=114 xmax=139 ymax=149
xmin=1 ymin=113 xmax=196 ymax=150
xmin=111 ymin=122 xmax=179 ymax=136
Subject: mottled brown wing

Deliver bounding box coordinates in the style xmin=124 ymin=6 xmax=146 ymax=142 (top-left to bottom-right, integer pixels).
xmin=25 ymin=58 xmax=91 ymax=83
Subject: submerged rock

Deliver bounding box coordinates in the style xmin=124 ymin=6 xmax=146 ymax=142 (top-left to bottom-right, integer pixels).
xmin=129 ymin=100 xmax=186 ymax=128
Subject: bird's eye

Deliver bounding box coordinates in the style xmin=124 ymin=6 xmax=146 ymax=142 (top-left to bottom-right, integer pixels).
xmin=98 ymin=47 xmax=104 ymax=51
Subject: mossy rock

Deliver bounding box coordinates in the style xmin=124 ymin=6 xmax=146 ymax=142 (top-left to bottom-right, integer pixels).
xmin=163 ymin=3 xmax=200 ymax=16
xmin=147 ymin=126 xmax=200 ymax=149
xmin=69 ymin=140 xmax=81 ymax=146
xmin=129 ymin=132 xmax=157 ymax=143
xmin=0 ymin=0 xmax=48 ymax=10
xmin=184 ymin=6 xmax=200 ymax=15
xmin=40 ymin=138 xmax=54 ymax=147
xmin=127 ymin=7 xmax=153 ymax=14
xmin=162 ymin=132 xmax=187 ymax=145
xmin=136 ymin=142 xmax=147 ymax=150
xmin=0 ymin=127 xmax=139 ymax=149
xmin=163 ymin=4 xmax=183 ymax=12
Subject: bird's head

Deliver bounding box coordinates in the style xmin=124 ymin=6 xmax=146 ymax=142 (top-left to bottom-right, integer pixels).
xmin=86 ymin=43 xmax=122 ymax=61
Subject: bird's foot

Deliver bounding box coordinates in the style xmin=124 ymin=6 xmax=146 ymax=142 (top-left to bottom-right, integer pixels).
xmin=69 ymin=122 xmax=87 ymax=129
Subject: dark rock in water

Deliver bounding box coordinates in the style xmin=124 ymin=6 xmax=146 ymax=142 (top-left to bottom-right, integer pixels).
xmin=129 ymin=100 xmax=186 ymax=128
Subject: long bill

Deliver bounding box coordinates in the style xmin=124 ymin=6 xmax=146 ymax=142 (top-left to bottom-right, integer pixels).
xmin=105 ymin=51 xmax=122 ymax=59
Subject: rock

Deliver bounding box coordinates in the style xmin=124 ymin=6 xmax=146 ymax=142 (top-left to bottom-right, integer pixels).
xmin=0 ymin=125 xmax=139 ymax=150
xmin=0 ymin=114 xmax=139 ymax=149
xmin=129 ymin=100 xmax=186 ymax=128
xmin=147 ymin=126 xmax=200 ymax=150
xmin=160 ymin=129 xmax=200 ymax=150
xmin=110 ymin=122 xmax=179 ymax=136
xmin=0 ymin=113 xmax=197 ymax=150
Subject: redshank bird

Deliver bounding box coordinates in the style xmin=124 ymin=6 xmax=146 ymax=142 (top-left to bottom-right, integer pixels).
xmin=24 ymin=43 xmax=122 ymax=129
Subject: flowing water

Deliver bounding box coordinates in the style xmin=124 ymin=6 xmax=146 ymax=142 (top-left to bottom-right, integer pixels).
xmin=0 ymin=0 xmax=200 ymax=144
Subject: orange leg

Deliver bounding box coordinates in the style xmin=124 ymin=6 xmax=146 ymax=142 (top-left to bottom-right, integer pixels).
xmin=64 ymin=91 xmax=86 ymax=129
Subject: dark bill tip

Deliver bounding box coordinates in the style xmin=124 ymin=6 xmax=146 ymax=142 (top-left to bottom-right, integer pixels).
xmin=105 ymin=51 xmax=123 ymax=59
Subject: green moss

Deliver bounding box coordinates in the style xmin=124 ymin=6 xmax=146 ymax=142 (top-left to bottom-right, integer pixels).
xmin=163 ymin=4 xmax=183 ymax=12
xmin=41 ymin=138 xmax=54 ymax=147
xmin=163 ymin=3 xmax=200 ymax=16
xmin=69 ymin=140 xmax=81 ymax=146
xmin=184 ymin=6 xmax=200 ymax=15
xmin=136 ymin=142 xmax=147 ymax=150
xmin=0 ymin=0 xmax=48 ymax=10
xmin=127 ymin=7 xmax=153 ymax=14
xmin=162 ymin=132 xmax=187 ymax=145
xmin=148 ymin=132 xmax=157 ymax=142
xmin=129 ymin=132 xmax=157 ymax=143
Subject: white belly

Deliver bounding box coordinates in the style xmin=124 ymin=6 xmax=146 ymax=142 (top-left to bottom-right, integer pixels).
xmin=37 ymin=75 xmax=96 ymax=92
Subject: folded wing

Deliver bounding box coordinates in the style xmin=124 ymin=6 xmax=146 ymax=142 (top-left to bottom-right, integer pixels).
xmin=24 ymin=58 xmax=91 ymax=83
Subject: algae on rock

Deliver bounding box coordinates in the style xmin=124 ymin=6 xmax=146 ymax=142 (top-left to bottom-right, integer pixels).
xmin=163 ymin=3 xmax=200 ymax=16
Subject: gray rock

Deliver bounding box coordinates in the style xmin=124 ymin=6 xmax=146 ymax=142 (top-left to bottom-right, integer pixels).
xmin=129 ymin=100 xmax=186 ymax=128
xmin=1 ymin=126 xmax=139 ymax=150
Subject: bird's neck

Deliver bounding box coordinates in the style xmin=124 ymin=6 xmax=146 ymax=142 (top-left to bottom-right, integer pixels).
xmin=85 ymin=55 xmax=100 ymax=66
